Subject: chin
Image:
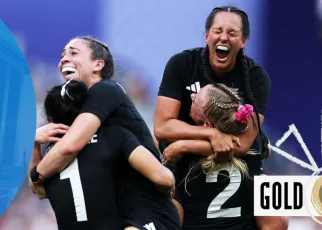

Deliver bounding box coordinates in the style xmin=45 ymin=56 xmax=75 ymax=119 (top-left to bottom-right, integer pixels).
xmin=213 ymin=60 xmax=228 ymax=70
xmin=213 ymin=58 xmax=234 ymax=72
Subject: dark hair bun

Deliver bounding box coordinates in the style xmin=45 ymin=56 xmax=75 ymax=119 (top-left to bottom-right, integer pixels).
xmin=64 ymin=80 xmax=88 ymax=104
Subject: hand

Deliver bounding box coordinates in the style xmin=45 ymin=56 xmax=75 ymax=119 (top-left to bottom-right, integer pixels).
xmin=163 ymin=141 xmax=183 ymax=165
xmin=209 ymin=129 xmax=240 ymax=153
xmin=35 ymin=123 xmax=70 ymax=144
xmin=28 ymin=177 xmax=47 ymax=200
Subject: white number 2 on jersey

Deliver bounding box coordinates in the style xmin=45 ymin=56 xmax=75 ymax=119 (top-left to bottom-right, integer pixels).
xmin=206 ymin=167 xmax=242 ymax=218
xmin=60 ymin=158 xmax=88 ymax=221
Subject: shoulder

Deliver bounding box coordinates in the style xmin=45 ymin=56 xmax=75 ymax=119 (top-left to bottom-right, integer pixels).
xmin=90 ymin=79 xmax=121 ymax=90
xmin=166 ymin=47 xmax=204 ymax=70
xmin=103 ymin=126 xmax=134 ymax=139
xmin=243 ymin=55 xmax=271 ymax=85
xmin=89 ymin=80 xmax=126 ymax=95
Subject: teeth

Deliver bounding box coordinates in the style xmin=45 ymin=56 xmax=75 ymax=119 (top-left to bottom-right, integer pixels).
xmin=62 ymin=67 xmax=76 ymax=74
xmin=216 ymin=45 xmax=229 ymax=51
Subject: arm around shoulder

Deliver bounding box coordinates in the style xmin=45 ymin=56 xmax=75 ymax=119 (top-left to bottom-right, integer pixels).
xmin=154 ymin=97 xmax=215 ymax=142
xmin=128 ymin=146 xmax=175 ymax=189
xmin=36 ymin=113 xmax=101 ymax=178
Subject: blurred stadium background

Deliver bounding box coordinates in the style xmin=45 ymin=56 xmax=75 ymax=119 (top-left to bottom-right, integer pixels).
xmin=0 ymin=0 xmax=322 ymax=229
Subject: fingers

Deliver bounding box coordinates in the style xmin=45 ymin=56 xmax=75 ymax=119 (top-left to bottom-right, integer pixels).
xmin=34 ymin=186 xmax=47 ymax=199
xmin=53 ymin=123 xmax=70 ymax=130
xmin=38 ymin=195 xmax=47 ymax=200
xmin=214 ymin=143 xmax=234 ymax=153
xmin=165 ymin=157 xmax=175 ymax=165
xmin=50 ymin=128 xmax=68 ymax=137
xmin=48 ymin=137 xmax=61 ymax=143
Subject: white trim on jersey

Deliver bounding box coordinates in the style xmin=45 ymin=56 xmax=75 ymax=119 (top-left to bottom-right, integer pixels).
xmin=246 ymin=149 xmax=261 ymax=155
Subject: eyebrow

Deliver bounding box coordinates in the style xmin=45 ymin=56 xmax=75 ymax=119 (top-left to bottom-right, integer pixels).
xmin=61 ymin=46 xmax=80 ymax=56
xmin=213 ymin=26 xmax=240 ymax=31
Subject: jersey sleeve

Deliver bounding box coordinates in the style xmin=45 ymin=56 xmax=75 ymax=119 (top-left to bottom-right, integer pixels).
xmin=118 ymin=128 xmax=142 ymax=160
xmin=80 ymin=81 xmax=125 ymax=123
xmin=249 ymin=67 xmax=271 ymax=116
xmin=158 ymin=52 xmax=190 ymax=101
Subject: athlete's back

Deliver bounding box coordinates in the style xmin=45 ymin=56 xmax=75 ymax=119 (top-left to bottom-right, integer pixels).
xmin=175 ymin=156 xmax=257 ymax=230
xmin=44 ymin=125 xmax=125 ymax=230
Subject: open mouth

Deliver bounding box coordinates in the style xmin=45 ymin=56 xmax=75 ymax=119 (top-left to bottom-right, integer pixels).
xmin=215 ymin=45 xmax=230 ymax=61
xmin=62 ymin=66 xmax=77 ymax=79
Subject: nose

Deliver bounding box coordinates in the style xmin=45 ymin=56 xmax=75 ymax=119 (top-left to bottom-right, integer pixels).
xmin=219 ymin=32 xmax=228 ymax=42
xmin=60 ymin=54 xmax=70 ymax=65
xmin=59 ymin=55 xmax=70 ymax=70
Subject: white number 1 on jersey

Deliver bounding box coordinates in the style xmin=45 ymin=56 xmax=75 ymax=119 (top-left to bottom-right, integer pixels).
xmin=60 ymin=158 xmax=88 ymax=221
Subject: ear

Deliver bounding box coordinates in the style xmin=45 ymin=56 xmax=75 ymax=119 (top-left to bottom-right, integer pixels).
xmin=93 ymin=60 xmax=105 ymax=72
xmin=205 ymin=31 xmax=210 ymax=43
xmin=240 ymin=37 xmax=247 ymax=49
xmin=203 ymin=121 xmax=214 ymax=128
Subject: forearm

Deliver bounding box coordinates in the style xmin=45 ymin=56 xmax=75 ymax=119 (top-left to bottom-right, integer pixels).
xmin=36 ymin=113 xmax=100 ymax=178
xmin=155 ymin=119 xmax=215 ymax=142
xmin=28 ymin=143 xmax=42 ymax=173
xmin=129 ymin=146 xmax=175 ymax=188
xmin=176 ymin=140 xmax=246 ymax=158
xmin=36 ymin=141 xmax=77 ymax=178
xmin=177 ymin=140 xmax=215 ymax=156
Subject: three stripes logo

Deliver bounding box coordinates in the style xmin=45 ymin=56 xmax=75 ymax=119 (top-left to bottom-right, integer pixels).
xmin=143 ymin=222 xmax=156 ymax=230
xmin=186 ymin=81 xmax=201 ymax=93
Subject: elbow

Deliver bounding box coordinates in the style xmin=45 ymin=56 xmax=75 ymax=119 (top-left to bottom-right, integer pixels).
xmin=154 ymin=124 xmax=165 ymax=141
xmin=60 ymin=142 xmax=81 ymax=157
xmin=153 ymin=168 xmax=175 ymax=188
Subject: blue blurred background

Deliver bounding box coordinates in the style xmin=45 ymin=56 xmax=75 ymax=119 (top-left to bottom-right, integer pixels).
xmin=0 ymin=0 xmax=322 ymax=229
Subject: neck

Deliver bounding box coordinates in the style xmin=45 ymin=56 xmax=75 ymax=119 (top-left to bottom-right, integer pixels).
xmin=87 ymin=76 xmax=102 ymax=88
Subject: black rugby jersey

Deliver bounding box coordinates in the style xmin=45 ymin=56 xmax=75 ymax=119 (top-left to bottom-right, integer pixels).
xmin=157 ymin=48 xmax=271 ymax=229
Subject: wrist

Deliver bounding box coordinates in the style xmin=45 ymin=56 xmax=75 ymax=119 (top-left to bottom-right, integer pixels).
xmin=30 ymin=166 xmax=46 ymax=184
xmin=207 ymin=128 xmax=217 ymax=140
xmin=175 ymin=140 xmax=186 ymax=153
xmin=34 ymin=141 xmax=40 ymax=149
xmin=35 ymin=134 xmax=42 ymax=145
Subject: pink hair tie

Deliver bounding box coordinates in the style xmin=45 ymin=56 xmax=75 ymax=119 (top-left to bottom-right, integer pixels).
xmin=235 ymin=104 xmax=253 ymax=123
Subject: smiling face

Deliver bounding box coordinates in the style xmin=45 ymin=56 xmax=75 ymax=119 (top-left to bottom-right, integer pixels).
xmin=58 ymin=38 xmax=104 ymax=86
xmin=205 ymin=10 xmax=247 ymax=74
